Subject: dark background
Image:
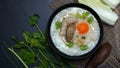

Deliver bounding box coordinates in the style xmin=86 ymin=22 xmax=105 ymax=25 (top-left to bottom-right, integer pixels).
xmin=0 ymin=0 xmax=53 ymax=67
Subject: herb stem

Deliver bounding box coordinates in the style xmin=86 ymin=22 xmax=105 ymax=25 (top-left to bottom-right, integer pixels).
xmin=8 ymin=48 xmax=28 ymax=68
xmin=2 ymin=42 xmax=19 ymax=68
xmin=24 ymin=44 xmax=34 ymax=53
xmin=38 ymin=49 xmax=48 ymax=60
xmin=24 ymin=44 xmax=47 ymax=68
xmin=35 ymin=24 xmax=44 ymax=37
xmin=38 ymin=48 xmax=57 ymax=68
xmin=38 ymin=57 xmax=47 ymax=68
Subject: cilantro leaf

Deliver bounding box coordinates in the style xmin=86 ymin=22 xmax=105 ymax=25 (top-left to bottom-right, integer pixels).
xmin=87 ymin=16 xmax=94 ymax=24
xmin=80 ymin=44 xmax=88 ymax=50
xmin=66 ymin=41 xmax=74 ymax=48
xmin=29 ymin=13 xmax=40 ymax=26
xmin=18 ymin=49 xmax=36 ymax=65
xmin=13 ymin=44 xmax=25 ymax=49
xmin=33 ymin=32 xmax=41 ymax=39
xmin=23 ymin=32 xmax=32 ymax=43
xmin=30 ymin=38 xmax=39 ymax=47
xmin=81 ymin=12 xmax=90 ymax=19
xmin=55 ymin=21 xmax=62 ymax=29
xmin=75 ymin=12 xmax=81 ymax=18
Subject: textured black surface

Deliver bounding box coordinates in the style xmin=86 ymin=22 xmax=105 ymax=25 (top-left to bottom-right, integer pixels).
xmin=0 ymin=0 xmax=53 ymax=67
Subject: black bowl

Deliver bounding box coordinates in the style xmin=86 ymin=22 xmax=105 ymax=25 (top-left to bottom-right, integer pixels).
xmin=47 ymin=3 xmax=103 ymax=59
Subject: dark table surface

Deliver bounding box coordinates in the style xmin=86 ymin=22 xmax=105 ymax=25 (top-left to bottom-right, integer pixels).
xmin=0 ymin=0 xmax=54 ymax=67
xmin=1 ymin=0 xmax=117 ymax=68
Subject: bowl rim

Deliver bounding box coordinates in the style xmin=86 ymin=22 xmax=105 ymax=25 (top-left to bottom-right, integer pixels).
xmin=47 ymin=3 xmax=103 ymax=59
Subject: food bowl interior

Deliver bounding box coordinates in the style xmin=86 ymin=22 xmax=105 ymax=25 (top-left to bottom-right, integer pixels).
xmin=48 ymin=3 xmax=103 ymax=59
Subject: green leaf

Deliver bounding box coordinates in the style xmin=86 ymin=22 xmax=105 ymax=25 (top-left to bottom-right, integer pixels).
xmin=12 ymin=35 xmax=21 ymax=44
xmin=18 ymin=41 xmax=25 ymax=45
xmin=75 ymin=12 xmax=81 ymax=18
xmin=13 ymin=44 xmax=25 ymax=49
xmin=18 ymin=49 xmax=36 ymax=65
xmin=55 ymin=21 xmax=62 ymax=29
xmin=66 ymin=41 xmax=74 ymax=48
xmin=87 ymin=16 xmax=94 ymax=24
xmin=29 ymin=13 xmax=40 ymax=26
xmin=80 ymin=44 xmax=88 ymax=50
xmin=40 ymin=36 xmax=46 ymax=44
xmin=30 ymin=38 xmax=40 ymax=47
xmin=33 ymin=32 xmax=41 ymax=39
xmin=23 ymin=32 xmax=32 ymax=43
xmin=24 ymin=31 xmax=32 ymax=37
xmin=81 ymin=12 xmax=90 ymax=19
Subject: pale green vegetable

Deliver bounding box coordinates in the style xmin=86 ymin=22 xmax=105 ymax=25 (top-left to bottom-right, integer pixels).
xmin=78 ymin=0 xmax=119 ymax=25
xmin=102 ymin=0 xmax=120 ymax=9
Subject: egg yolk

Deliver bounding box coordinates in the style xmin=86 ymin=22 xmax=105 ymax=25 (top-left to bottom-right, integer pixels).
xmin=77 ymin=22 xmax=89 ymax=34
